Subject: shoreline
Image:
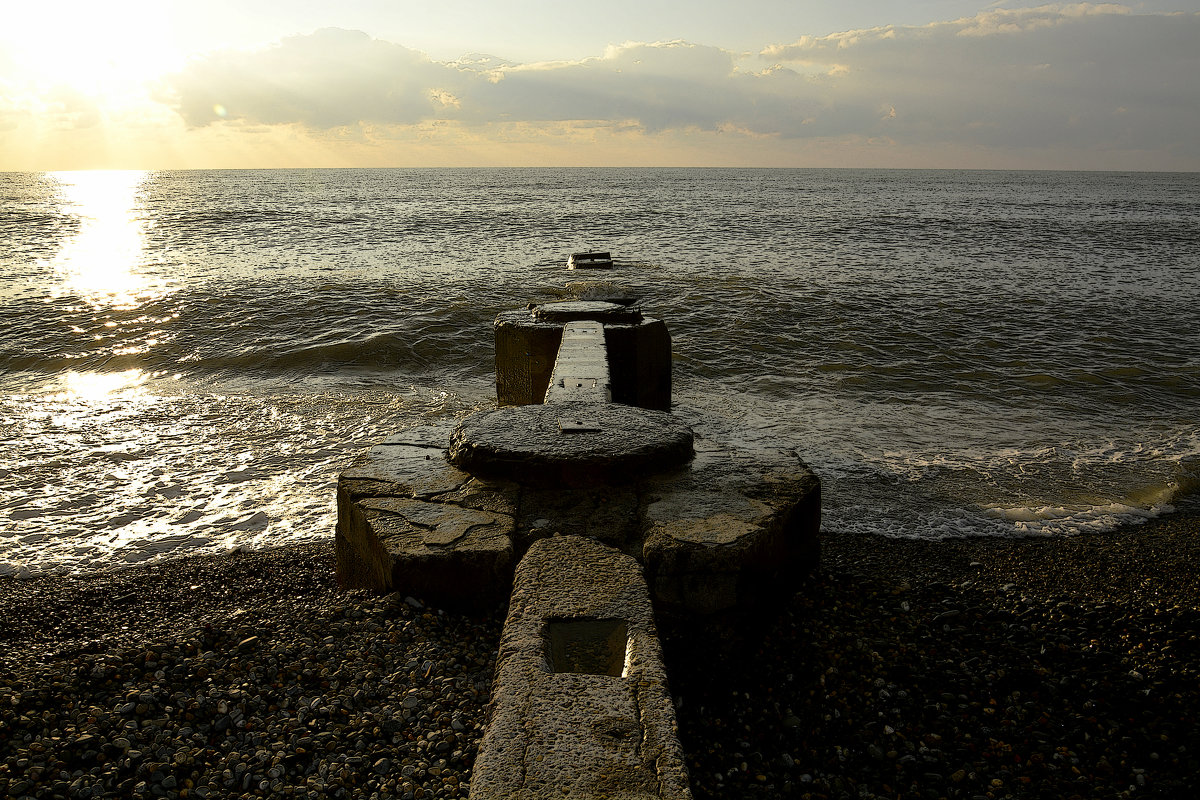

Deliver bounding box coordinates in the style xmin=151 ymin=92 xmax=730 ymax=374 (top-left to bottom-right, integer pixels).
xmin=3 ymin=508 xmax=1199 ymax=798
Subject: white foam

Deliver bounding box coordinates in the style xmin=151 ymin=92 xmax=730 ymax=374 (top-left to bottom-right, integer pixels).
xmin=982 ymin=501 xmax=1171 ymax=536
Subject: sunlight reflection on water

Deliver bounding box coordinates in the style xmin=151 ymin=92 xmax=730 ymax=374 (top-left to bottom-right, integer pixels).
xmin=46 ymin=170 xmax=168 ymax=307
xmin=58 ymin=369 xmax=148 ymax=401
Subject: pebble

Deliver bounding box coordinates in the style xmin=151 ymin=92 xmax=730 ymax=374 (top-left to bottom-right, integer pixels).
xmin=0 ymin=544 xmax=501 ymax=800
xmin=6 ymin=511 xmax=1200 ymax=800
xmin=666 ymin=518 xmax=1200 ymax=799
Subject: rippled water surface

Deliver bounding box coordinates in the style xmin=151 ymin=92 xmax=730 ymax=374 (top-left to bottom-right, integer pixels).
xmin=3 ymin=168 xmax=1199 ymax=575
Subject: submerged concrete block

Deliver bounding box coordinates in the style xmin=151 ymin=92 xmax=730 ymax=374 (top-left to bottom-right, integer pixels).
xmin=567 ymin=251 xmax=614 ymax=269
xmin=470 ymin=536 xmax=691 ymax=800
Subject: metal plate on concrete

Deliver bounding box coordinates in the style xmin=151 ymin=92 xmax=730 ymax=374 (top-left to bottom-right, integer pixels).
xmin=559 ymin=417 xmax=602 ymax=433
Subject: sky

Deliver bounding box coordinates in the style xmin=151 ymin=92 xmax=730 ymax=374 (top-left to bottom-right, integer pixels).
xmin=1 ymin=1 xmax=1197 ymax=171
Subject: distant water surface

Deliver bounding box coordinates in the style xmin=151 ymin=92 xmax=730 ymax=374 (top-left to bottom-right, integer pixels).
xmin=2 ymin=168 xmax=1198 ymax=576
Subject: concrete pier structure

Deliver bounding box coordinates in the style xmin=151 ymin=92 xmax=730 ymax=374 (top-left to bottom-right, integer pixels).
xmin=335 ymin=263 xmax=821 ymax=799
xmin=494 ymin=301 xmax=672 ymax=410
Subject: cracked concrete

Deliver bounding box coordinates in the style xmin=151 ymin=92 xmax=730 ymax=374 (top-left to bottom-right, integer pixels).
xmin=336 ymin=424 xmax=818 ymax=617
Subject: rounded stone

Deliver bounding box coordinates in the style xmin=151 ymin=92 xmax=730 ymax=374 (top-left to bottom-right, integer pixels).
xmin=448 ymin=402 xmax=693 ymax=486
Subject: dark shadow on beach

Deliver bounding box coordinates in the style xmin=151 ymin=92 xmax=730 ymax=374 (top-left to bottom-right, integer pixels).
xmin=666 ymin=503 xmax=1200 ymax=799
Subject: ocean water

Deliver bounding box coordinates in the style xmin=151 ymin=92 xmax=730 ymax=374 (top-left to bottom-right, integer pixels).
xmin=2 ymin=167 xmax=1198 ymax=577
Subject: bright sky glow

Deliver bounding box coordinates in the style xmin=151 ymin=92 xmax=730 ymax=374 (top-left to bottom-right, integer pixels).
xmin=2 ymin=1 xmax=1198 ymax=170
xmin=5 ymin=3 xmax=182 ymax=105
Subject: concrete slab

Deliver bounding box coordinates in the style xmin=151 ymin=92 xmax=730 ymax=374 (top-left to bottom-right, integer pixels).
xmin=565 ymin=281 xmax=638 ymax=305
xmin=533 ymin=300 xmax=642 ymax=324
xmin=544 ymin=320 xmax=611 ymax=404
xmin=469 ymin=536 xmax=691 ymax=800
xmin=448 ymin=403 xmax=694 ymax=487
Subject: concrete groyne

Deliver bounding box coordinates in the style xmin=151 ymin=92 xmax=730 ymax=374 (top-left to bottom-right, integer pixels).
xmin=335 ymin=262 xmax=821 ymax=798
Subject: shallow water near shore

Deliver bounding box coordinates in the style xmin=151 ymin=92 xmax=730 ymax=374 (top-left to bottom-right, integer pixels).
xmin=2 ymin=167 xmax=1199 ymax=576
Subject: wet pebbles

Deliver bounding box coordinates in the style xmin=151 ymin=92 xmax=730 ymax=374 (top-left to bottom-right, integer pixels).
xmin=1 ymin=545 xmax=501 ymax=799
xmin=666 ymin=506 xmax=1200 ymax=799
xmin=5 ymin=506 xmax=1200 ymax=799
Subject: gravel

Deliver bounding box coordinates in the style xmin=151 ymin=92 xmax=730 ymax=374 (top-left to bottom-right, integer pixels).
xmin=0 ymin=545 xmax=502 ymax=799
xmin=4 ymin=503 xmax=1199 ymax=799
xmin=666 ymin=502 xmax=1200 ymax=799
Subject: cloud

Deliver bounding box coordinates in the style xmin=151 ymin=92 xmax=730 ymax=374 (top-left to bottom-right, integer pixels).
xmin=166 ymin=28 xmax=458 ymax=128
xmin=761 ymin=5 xmax=1200 ymax=151
xmin=159 ymin=8 xmax=1200 ymax=165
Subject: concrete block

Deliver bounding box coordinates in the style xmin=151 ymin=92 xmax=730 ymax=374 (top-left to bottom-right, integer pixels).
xmin=640 ymin=437 xmax=821 ymax=616
xmin=335 ymin=423 xmax=518 ymax=602
xmin=604 ymin=318 xmax=672 ymax=411
xmin=494 ymin=309 xmax=562 ymax=407
xmin=565 ymin=281 xmax=638 ymax=304
xmin=470 ymin=536 xmax=691 ymax=800
xmin=337 ymin=423 xmax=819 ymax=616
xmin=494 ymin=307 xmax=672 ymax=410
xmin=448 ymin=403 xmax=694 ymax=488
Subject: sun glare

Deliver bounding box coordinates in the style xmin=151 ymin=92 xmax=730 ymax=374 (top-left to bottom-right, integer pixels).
xmin=5 ymin=2 xmax=182 ymax=108
xmin=47 ymin=170 xmax=156 ymax=305
xmin=59 ymin=369 xmax=148 ymax=402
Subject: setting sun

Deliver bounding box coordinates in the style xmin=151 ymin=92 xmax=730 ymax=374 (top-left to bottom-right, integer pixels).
xmin=4 ymin=2 xmax=181 ymax=109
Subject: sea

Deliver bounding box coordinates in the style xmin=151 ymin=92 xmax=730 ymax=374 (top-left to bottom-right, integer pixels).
xmin=2 ymin=168 xmax=1198 ymax=578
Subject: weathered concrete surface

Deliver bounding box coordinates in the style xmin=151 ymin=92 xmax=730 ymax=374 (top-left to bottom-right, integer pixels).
xmin=543 ymin=320 xmax=611 ymax=405
xmin=448 ymin=402 xmax=694 ymax=487
xmin=640 ymin=437 xmax=822 ymax=616
xmin=335 ymin=425 xmax=518 ymax=604
xmin=533 ymin=300 xmax=642 ymax=324
xmin=604 ymin=318 xmax=673 ymax=410
xmin=494 ymin=307 xmax=672 ymax=410
xmin=564 ymin=280 xmax=638 ymax=305
xmin=515 ymin=484 xmax=640 ymax=554
xmin=337 ymin=423 xmax=820 ymax=617
xmin=470 ymin=536 xmax=691 ymax=800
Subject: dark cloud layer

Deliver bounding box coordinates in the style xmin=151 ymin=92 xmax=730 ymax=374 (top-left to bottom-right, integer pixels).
xmin=163 ymin=7 xmax=1199 ymax=158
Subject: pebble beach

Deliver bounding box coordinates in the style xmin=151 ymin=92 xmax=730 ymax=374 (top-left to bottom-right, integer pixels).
xmin=3 ymin=505 xmax=1199 ymax=800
